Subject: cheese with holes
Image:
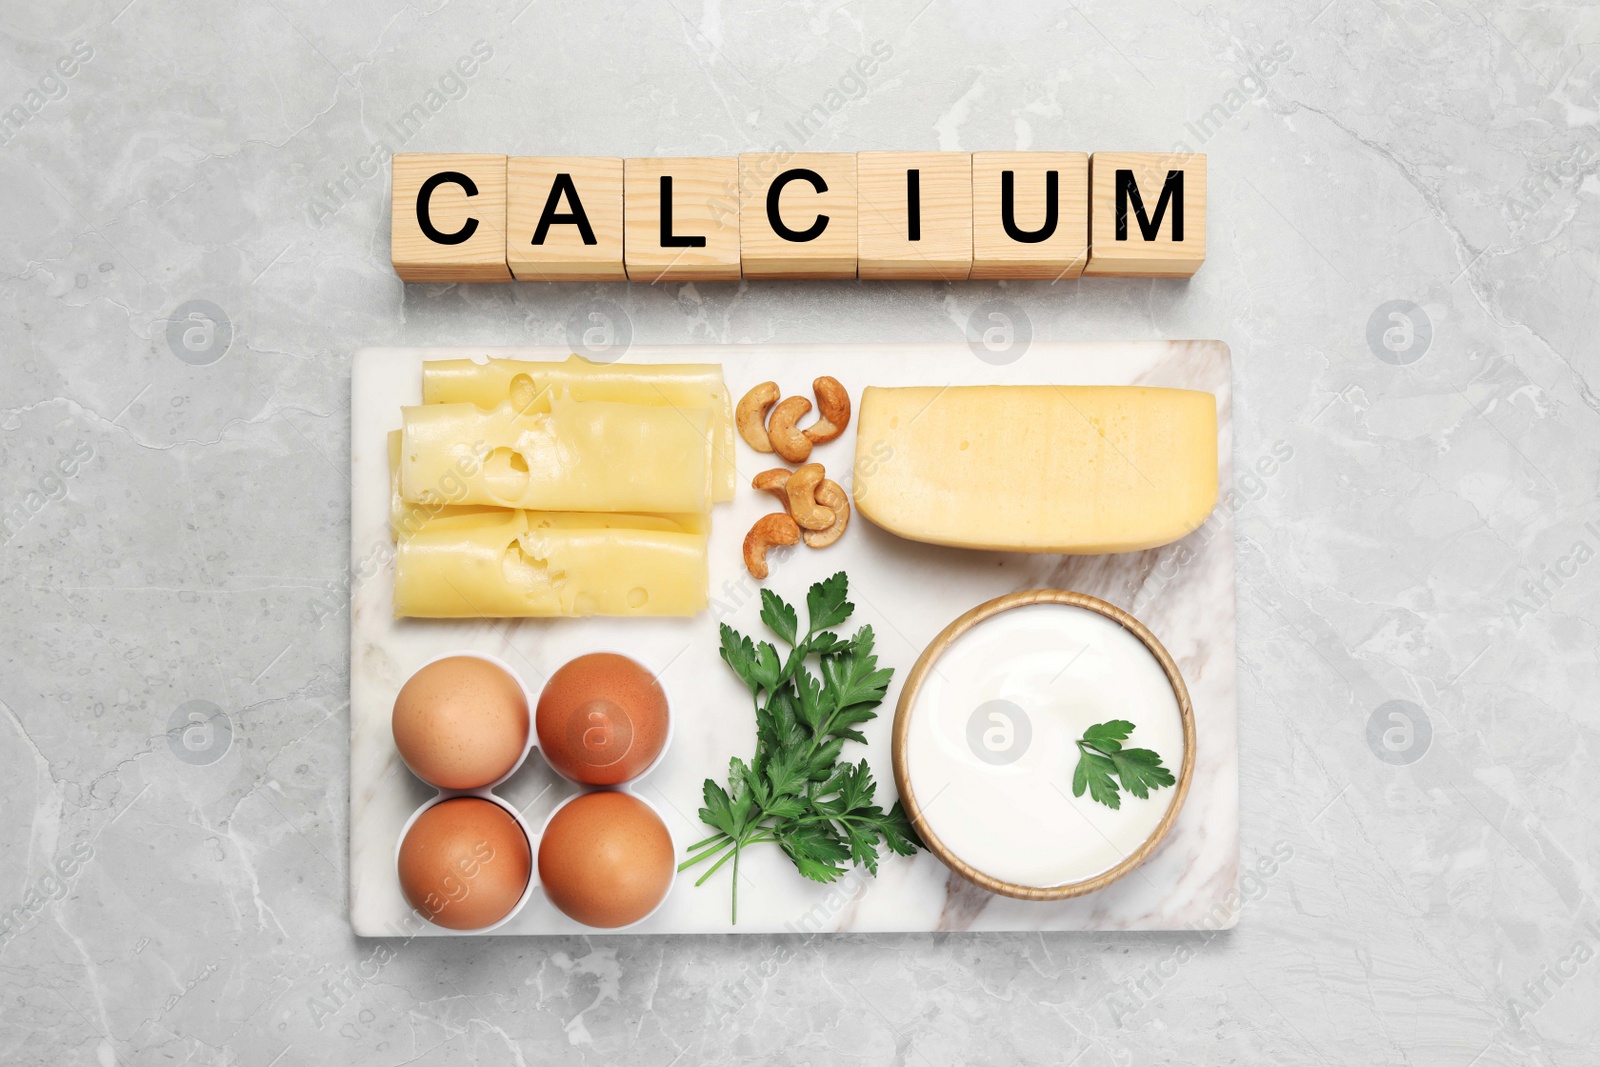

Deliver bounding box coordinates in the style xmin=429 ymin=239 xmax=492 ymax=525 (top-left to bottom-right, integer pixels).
xmin=421 ymin=355 xmax=737 ymax=502
xmin=393 ymin=509 xmax=708 ymax=618
xmin=400 ymin=397 xmax=712 ymax=513
xmin=852 ymin=385 xmax=1217 ymax=553
xmin=387 ymin=430 xmax=501 ymax=540
xmin=386 ymin=431 xmax=706 ymax=541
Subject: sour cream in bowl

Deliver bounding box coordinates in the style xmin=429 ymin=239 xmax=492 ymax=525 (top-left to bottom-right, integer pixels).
xmin=892 ymin=590 xmax=1195 ymax=899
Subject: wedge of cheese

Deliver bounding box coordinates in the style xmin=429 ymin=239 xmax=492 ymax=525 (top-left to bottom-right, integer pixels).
xmin=853 ymin=385 xmax=1218 ymax=554
xmin=421 ymin=355 xmax=737 ymax=502
xmin=393 ymin=509 xmax=708 ymax=618
xmin=400 ymin=397 xmax=712 ymax=514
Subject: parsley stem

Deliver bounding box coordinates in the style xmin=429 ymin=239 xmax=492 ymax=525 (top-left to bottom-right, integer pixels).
xmin=684 ymin=832 xmax=725 ymax=852
xmin=678 ymin=835 xmax=734 ymax=872
xmin=693 ymin=839 xmax=743 ymax=887
xmin=790 ymin=812 xmax=874 ymax=827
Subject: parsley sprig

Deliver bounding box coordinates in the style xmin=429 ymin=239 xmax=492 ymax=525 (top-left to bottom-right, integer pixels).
xmin=1071 ymin=720 xmax=1176 ymax=810
xmin=679 ymin=572 xmax=922 ymax=923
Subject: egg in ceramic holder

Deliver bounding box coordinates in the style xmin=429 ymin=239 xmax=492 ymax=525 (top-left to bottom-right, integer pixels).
xmin=391 ymin=649 xmax=677 ymax=933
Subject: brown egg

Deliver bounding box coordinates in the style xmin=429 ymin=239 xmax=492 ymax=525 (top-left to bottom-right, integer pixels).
xmin=398 ymin=797 xmax=532 ymax=930
xmin=538 ymin=791 xmax=674 ymax=928
xmin=393 ymin=655 xmax=529 ymax=789
xmin=535 ymin=653 xmax=669 ymax=785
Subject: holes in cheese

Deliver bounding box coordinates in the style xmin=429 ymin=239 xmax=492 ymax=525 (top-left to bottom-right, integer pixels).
xmin=852 ymin=385 xmax=1218 ymax=554
xmin=482 ymin=447 xmax=531 ymax=500
xmin=393 ymin=510 xmax=708 ymax=618
xmin=387 ymin=430 xmax=707 ymax=542
xmin=400 ymin=396 xmax=713 ymax=514
xmin=419 ymin=355 xmax=737 ymax=503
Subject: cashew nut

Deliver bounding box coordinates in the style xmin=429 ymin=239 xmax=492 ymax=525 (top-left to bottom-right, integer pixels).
xmin=736 ymin=382 xmax=781 ymax=453
xmin=767 ymin=396 xmax=813 ymax=464
xmin=783 ymin=463 xmax=835 ymax=531
xmin=743 ymin=513 xmax=800 ymax=579
xmin=803 ymin=376 xmax=851 ymax=444
xmin=803 ymin=479 xmax=850 ymax=548
xmin=751 ymin=468 xmax=792 ymax=507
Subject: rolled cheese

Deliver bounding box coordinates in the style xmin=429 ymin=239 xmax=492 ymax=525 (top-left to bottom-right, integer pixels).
xmin=393 ymin=510 xmax=708 ymax=618
xmin=386 ymin=430 xmax=707 ymax=541
xmin=387 ymin=430 xmax=501 ymax=540
xmin=852 ymin=385 xmax=1217 ymax=554
xmin=400 ymin=396 xmax=712 ymax=514
xmin=421 ymin=355 xmax=737 ymax=502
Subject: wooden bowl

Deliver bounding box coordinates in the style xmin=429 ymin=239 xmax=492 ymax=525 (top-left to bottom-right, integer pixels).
xmin=891 ymin=589 xmax=1196 ymax=900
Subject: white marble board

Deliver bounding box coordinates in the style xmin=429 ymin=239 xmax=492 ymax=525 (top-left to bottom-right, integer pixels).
xmin=349 ymin=342 xmax=1237 ymax=936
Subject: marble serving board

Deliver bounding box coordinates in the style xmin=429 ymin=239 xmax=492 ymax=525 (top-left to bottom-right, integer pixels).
xmin=349 ymin=342 xmax=1238 ymax=936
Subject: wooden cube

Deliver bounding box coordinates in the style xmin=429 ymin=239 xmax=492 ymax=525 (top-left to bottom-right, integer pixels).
xmin=1083 ymin=152 xmax=1206 ymax=277
xmin=390 ymin=154 xmax=511 ymax=282
xmin=971 ymin=151 xmax=1088 ymax=280
xmin=506 ymin=156 xmax=625 ymax=282
xmin=738 ymin=153 xmax=857 ymax=279
xmin=857 ymin=152 xmax=971 ymax=281
xmin=623 ymin=157 xmax=741 ymax=283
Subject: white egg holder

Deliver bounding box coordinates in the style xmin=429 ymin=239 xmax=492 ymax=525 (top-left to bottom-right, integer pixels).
xmin=351 ymin=342 xmax=1240 ymax=935
xmin=391 ymin=648 xmax=678 ymax=933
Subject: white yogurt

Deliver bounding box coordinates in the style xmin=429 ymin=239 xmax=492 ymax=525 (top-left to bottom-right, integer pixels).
xmin=903 ymin=602 xmax=1185 ymax=889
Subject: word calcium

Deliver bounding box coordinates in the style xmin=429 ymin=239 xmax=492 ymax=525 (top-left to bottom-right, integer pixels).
xmin=389 ymin=151 xmax=1206 ymax=283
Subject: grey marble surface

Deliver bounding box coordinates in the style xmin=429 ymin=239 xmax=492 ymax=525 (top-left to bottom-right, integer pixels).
xmin=1 ymin=0 xmax=1597 ymax=1063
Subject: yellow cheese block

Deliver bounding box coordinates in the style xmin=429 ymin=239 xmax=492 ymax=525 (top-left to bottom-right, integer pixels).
xmin=393 ymin=509 xmax=708 ymax=618
xmin=386 ymin=431 xmax=707 ymax=541
xmin=400 ymin=397 xmax=712 ymax=514
xmin=421 ymin=355 xmax=737 ymax=502
xmin=853 ymin=385 xmax=1218 ymax=553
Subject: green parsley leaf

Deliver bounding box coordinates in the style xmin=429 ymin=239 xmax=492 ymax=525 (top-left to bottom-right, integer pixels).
xmin=878 ymin=801 xmax=922 ymax=857
xmin=760 ymin=588 xmax=799 ymax=646
xmin=1081 ymin=719 xmax=1134 ymax=752
xmin=763 ymin=744 xmax=809 ymax=799
xmin=718 ymin=624 xmax=761 ymax=695
xmin=793 ymin=669 xmax=827 ymax=734
xmin=1072 ymin=721 xmax=1175 ymax=810
xmin=833 ymin=760 xmax=875 ymax=813
xmin=1073 ymin=750 xmax=1123 ymax=809
xmin=805 ymin=631 xmax=849 ymax=657
xmin=777 ymin=822 xmax=851 ymax=883
xmin=806 ymin=572 xmax=853 ymax=632
xmin=751 ymin=641 xmax=784 ymax=692
xmin=820 ymin=626 xmax=893 ymax=714
xmin=805 ymin=737 xmax=846 ymax=781
xmin=763 ymin=794 xmax=807 ymax=820
xmin=698 ymin=779 xmax=740 ymax=837
xmin=1112 ymin=747 xmax=1176 ymax=799
xmin=842 ymin=819 xmax=882 ymax=874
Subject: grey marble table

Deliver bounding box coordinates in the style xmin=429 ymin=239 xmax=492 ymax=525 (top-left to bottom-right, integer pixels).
xmin=2 ymin=1 xmax=1596 ymax=1064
